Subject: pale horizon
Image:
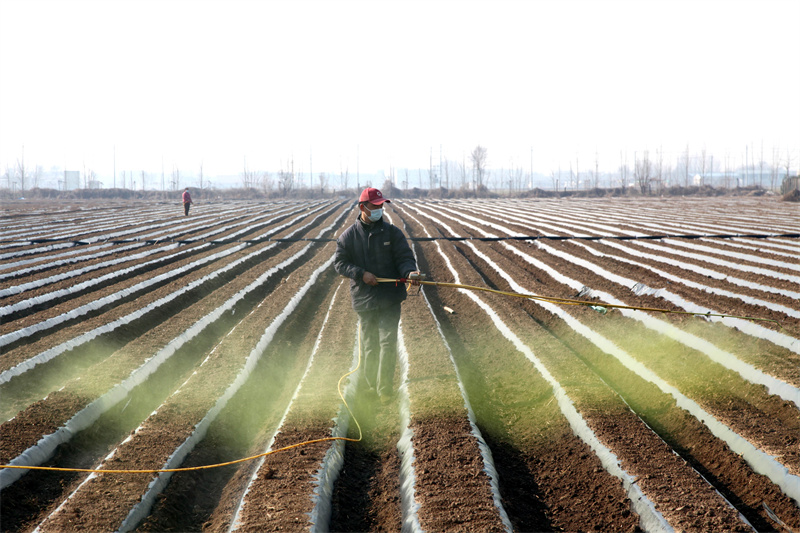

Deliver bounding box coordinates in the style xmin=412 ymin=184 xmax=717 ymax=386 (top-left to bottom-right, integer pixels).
xmin=1 ymin=0 xmax=798 ymax=190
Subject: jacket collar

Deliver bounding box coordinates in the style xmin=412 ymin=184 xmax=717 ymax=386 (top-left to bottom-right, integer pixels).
xmin=358 ymin=215 xmax=384 ymax=232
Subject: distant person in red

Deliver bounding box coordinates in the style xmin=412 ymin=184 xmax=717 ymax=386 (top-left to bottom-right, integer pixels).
xmin=182 ymin=188 xmax=193 ymax=216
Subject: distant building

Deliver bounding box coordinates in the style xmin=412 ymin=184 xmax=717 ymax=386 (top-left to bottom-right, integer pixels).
xmin=63 ymin=171 xmax=80 ymax=190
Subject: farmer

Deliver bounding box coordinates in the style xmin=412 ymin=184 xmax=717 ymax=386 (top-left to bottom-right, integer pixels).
xmin=182 ymin=187 xmax=193 ymax=216
xmin=334 ymin=187 xmax=422 ymax=403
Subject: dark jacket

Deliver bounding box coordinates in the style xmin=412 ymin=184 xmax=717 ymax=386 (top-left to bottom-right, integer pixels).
xmin=334 ymin=215 xmax=418 ymax=312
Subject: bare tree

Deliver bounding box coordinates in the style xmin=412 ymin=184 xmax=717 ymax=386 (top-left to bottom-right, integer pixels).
xmin=510 ymin=165 xmax=523 ymax=193
xmin=318 ymin=172 xmax=328 ymax=193
xmin=85 ymin=168 xmax=97 ymax=188
xmin=655 ymin=147 xmax=664 ymax=193
xmin=16 ymin=149 xmax=26 ymax=193
xmin=699 ymin=147 xmax=708 ymax=186
xmin=261 ymin=171 xmax=273 ymax=193
xmin=550 ymin=167 xmax=561 ymax=193
xmin=457 ymin=157 xmax=466 ymax=190
xmin=470 ymin=145 xmax=487 ymax=191
xmin=3 ymin=165 xmax=13 ymax=190
xmin=771 ymin=146 xmax=781 ymax=190
xmin=742 ymin=148 xmax=748 ymax=186
xmin=278 ymin=168 xmax=294 ymax=195
xmin=171 ymin=167 xmax=181 ymax=190
xmin=569 ymin=162 xmax=574 ymax=191
xmin=664 ymin=162 xmax=674 ymax=189
xmin=619 ymin=150 xmax=628 ymax=190
xmin=277 ymin=157 xmax=295 ymax=195
xmin=784 ymin=146 xmax=794 ymax=179
xmin=31 ymin=165 xmax=42 ymax=189
xmin=278 ymin=169 xmax=294 ymax=194
xmin=593 ymin=150 xmax=600 ymax=190
xmin=428 ymin=148 xmax=438 ymax=189
xmin=241 ymin=168 xmax=257 ymax=188
xmin=682 ymin=144 xmax=690 ymax=187
xmin=461 ymin=154 xmax=467 ymax=189
xmin=340 ymin=165 xmax=349 ymax=191
xmin=242 ymin=158 xmax=258 ymax=188
xmin=634 ymin=150 xmax=652 ymax=194
xmin=723 ymin=152 xmax=733 ymax=189
xmin=709 ymin=154 xmax=714 ymax=187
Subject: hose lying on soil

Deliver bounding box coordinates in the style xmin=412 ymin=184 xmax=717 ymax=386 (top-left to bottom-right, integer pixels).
xmin=383 ymin=277 xmax=783 ymax=328
xmin=0 ymin=275 xmax=781 ymax=476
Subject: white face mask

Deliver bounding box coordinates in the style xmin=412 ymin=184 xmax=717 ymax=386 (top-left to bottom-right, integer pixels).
xmin=366 ymin=207 xmax=383 ymax=222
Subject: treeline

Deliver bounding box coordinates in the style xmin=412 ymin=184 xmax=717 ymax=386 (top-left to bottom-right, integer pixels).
xmin=1 ymin=183 xmax=797 ymax=202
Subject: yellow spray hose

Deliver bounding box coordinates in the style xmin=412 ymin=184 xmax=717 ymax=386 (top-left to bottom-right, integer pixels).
xmin=0 ymin=332 xmax=365 ymax=475
xmin=1 ymin=276 xmax=782 ymax=476
xmin=378 ymin=277 xmax=783 ymax=328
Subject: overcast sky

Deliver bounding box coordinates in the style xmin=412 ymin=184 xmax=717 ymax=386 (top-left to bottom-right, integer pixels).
xmin=1 ymin=0 xmax=798 ymax=185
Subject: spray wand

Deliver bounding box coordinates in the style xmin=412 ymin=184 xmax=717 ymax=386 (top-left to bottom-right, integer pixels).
xmin=379 ymin=275 xmax=783 ymax=328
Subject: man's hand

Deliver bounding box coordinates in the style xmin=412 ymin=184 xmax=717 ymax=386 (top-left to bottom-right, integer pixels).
xmin=408 ymin=271 xmax=422 ymax=286
xmin=362 ymin=271 xmax=378 ymax=286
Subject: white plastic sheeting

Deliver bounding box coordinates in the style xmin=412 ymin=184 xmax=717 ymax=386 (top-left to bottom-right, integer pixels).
xmin=414 ymin=203 xmax=800 ymax=506
xmin=403 ymin=203 xmax=671 ymax=532
xmin=120 ymin=255 xmax=337 ymax=533
xmin=401 ymin=208 xmax=513 ymax=532
xmin=1 ymin=208 xmax=346 ymax=490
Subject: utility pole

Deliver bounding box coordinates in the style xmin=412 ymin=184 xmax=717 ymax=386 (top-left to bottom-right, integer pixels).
xmin=430 ymin=147 xmax=433 ymax=189
xmin=530 ymin=146 xmax=533 ymax=189
xmin=709 ymin=155 xmax=714 ymax=187
xmin=463 ymin=153 xmax=466 ymax=190
xmin=595 ymin=149 xmax=599 ymax=190
xmin=745 ymin=145 xmax=749 ymax=186
xmin=439 ymin=144 xmax=443 ymax=189
xmin=113 ymin=145 xmax=116 ymax=188
xmin=19 ymin=145 xmax=25 ymax=193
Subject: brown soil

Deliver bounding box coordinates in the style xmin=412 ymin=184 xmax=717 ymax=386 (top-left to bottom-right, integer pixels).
xmin=1 ymin=197 xmax=798 ymax=532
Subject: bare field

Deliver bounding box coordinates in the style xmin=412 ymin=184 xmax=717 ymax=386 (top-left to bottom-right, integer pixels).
xmin=1 ymin=196 xmax=798 ymax=532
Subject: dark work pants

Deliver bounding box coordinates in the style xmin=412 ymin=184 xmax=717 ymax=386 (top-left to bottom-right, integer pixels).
xmin=184 ymin=202 xmax=191 ymax=216
xmin=357 ymin=304 xmax=402 ymax=397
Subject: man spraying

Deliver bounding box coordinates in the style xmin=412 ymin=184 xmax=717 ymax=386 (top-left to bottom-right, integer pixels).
xmin=334 ymin=187 xmax=422 ymax=403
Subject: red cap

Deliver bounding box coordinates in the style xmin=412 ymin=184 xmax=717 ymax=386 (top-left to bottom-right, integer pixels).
xmin=359 ymin=187 xmax=390 ymax=205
